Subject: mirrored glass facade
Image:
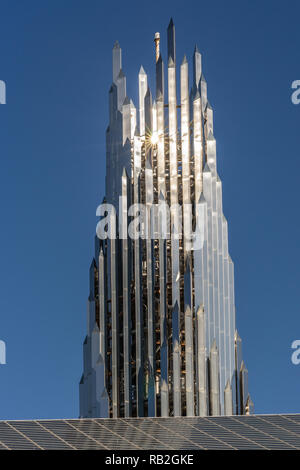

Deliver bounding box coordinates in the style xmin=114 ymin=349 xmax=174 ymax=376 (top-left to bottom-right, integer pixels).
xmin=79 ymin=20 xmax=252 ymax=418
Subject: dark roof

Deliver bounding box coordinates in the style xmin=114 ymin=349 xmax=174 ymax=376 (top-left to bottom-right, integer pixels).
xmin=0 ymin=414 xmax=300 ymax=450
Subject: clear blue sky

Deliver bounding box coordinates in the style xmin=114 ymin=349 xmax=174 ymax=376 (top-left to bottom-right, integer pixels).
xmin=0 ymin=0 xmax=299 ymax=419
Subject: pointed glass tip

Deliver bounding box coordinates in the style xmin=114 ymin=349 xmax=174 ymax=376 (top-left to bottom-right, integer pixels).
xmin=168 ymin=56 xmax=175 ymax=67
xmin=225 ymin=379 xmax=231 ymax=390
xmin=234 ymin=329 xmax=241 ymax=341
xmin=122 ymin=96 xmax=130 ymax=106
xmin=194 ymin=44 xmax=200 ymax=54
xmin=198 ymin=192 xmax=206 ymax=204
xmin=168 ymin=17 xmax=174 ymax=28
xmin=185 ymin=304 xmax=191 ymax=315
xmin=139 ymin=65 xmax=146 ymax=75
xmin=196 ymin=304 xmax=205 ymax=315
xmin=207 ymin=130 xmax=215 ymax=141
xmin=101 ymin=388 xmax=108 ymax=398
xmin=203 ymin=162 xmax=211 ymax=173
xmin=117 ymin=69 xmax=125 ymax=79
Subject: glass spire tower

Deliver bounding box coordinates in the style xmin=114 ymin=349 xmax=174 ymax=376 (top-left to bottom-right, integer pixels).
xmin=79 ymin=19 xmax=252 ymax=419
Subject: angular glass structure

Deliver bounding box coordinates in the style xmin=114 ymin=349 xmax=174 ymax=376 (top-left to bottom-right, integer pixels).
xmin=79 ymin=20 xmax=252 ymax=418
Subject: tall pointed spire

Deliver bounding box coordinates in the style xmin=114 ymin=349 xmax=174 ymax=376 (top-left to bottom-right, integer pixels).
xmin=180 ymin=53 xmax=191 ymax=254
xmin=116 ymin=69 xmax=126 ymax=111
xmin=193 ymin=44 xmax=202 ymax=90
xmin=138 ymin=66 xmax=148 ymax=136
xmin=112 ymin=41 xmax=122 ymax=84
xmin=144 ymin=86 xmax=153 ymax=133
xmin=210 ymin=339 xmax=220 ymax=416
xmin=224 ymin=379 xmax=233 ymax=416
xmin=167 ymin=18 xmax=176 ymax=64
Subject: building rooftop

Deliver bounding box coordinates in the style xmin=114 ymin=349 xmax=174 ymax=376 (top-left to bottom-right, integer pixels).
xmin=0 ymin=414 xmax=299 ymax=450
